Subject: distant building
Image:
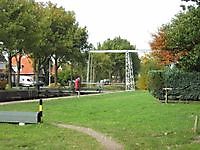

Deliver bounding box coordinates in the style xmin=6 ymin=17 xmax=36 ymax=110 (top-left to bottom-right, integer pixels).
xmin=12 ymin=55 xmax=34 ymax=75
xmin=11 ymin=55 xmax=46 ymax=84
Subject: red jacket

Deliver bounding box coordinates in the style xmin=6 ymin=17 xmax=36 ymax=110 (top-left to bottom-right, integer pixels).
xmin=75 ymin=78 xmax=80 ymax=90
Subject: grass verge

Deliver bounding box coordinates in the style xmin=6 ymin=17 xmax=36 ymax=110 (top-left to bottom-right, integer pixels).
xmin=1 ymin=91 xmax=200 ymax=149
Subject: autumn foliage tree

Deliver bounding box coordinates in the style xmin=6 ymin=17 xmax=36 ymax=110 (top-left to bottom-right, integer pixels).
xmin=137 ymin=54 xmax=164 ymax=90
xmin=150 ymin=27 xmax=167 ymax=51
xmin=150 ymin=27 xmax=187 ymax=66
xmin=149 ymin=27 xmax=177 ymax=65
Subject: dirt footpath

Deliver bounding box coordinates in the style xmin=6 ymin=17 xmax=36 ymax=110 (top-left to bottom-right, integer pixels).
xmin=54 ymin=123 xmax=124 ymax=150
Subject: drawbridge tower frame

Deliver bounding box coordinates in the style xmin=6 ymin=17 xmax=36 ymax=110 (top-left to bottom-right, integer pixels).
xmin=87 ymin=50 xmax=149 ymax=91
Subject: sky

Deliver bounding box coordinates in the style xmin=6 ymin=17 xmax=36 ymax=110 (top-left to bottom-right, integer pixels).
xmin=36 ymin=0 xmax=183 ymax=50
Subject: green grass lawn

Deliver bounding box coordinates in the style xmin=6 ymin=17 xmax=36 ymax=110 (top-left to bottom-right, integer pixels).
xmin=1 ymin=91 xmax=200 ymax=150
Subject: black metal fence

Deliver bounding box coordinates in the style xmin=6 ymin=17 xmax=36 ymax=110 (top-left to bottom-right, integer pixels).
xmin=0 ymin=89 xmax=71 ymax=102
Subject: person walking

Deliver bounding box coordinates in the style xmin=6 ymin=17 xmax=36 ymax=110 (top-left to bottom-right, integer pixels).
xmin=75 ymin=77 xmax=80 ymax=97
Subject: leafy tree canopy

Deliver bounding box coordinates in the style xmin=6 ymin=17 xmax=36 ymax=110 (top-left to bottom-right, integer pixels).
xmin=165 ymin=7 xmax=200 ymax=71
xmin=0 ymin=0 xmax=89 ymax=86
xmin=95 ymin=36 xmax=140 ymax=82
xmin=181 ymin=0 xmax=200 ymax=10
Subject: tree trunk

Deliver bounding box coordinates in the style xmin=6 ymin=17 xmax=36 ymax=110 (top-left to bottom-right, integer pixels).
xmin=16 ymin=54 xmax=22 ymax=87
xmin=33 ymin=58 xmax=37 ymax=82
xmin=109 ymin=71 xmax=111 ymax=82
xmin=36 ymin=59 xmax=40 ymax=83
xmin=54 ymin=54 xmax=58 ymax=86
xmin=8 ymin=52 xmax=12 ymax=88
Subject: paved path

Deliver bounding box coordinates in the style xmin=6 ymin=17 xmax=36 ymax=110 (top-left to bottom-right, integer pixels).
xmin=53 ymin=123 xmax=124 ymax=150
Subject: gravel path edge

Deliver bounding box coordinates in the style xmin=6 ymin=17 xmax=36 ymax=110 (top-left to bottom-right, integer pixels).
xmin=53 ymin=123 xmax=124 ymax=150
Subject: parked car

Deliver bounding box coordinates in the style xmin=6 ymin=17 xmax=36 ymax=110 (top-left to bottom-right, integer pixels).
xmin=100 ymin=79 xmax=111 ymax=85
xmin=19 ymin=76 xmax=34 ymax=87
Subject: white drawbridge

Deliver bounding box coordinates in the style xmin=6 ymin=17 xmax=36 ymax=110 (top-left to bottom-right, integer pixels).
xmin=87 ymin=49 xmax=150 ymax=91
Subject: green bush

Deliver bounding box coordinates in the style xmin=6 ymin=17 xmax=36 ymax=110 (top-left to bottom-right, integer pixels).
xmin=164 ymin=69 xmax=200 ymax=100
xmin=136 ymin=73 xmax=148 ymax=90
xmin=57 ymin=69 xmax=71 ymax=86
xmin=148 ymin=69 xmax=200 ymax=101
xmin=148 ymin=70 xmax=165 ymax=99
xmin=137 ymin=54 xmax=164 ymax=90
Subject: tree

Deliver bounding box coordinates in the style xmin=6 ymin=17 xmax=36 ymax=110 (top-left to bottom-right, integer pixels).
xmin=150 ymin=27 xmax=174 ymax=65
xmin=165 ymin=7 xmax=200 ymax=71
xmin=90 ymin=53 xmax=112 ymax=82
xmin=137 ymin=54 xmax=164 ymax=90
xmin=95 ymin=36 xmax=140 ymax=82
xmin=57 ymin=64 xmax=71 ymax=86
xmin=0 ymin=0 xmax=39 ymax=87
xmin=181 ymin=0 xmax=200 ymax=10
xmin=65 ymin=24 xmax=89 ymax=81
xmin=0 ymin=0 xmax=89 ymax=87
xmin=150 ymin=26 xmax=185 ymax=66
xmin=14 ymin=0 xmax=43 ymax=87
xmin=150 ymin=27 xmax=167 ymax=51
xmin=46 ymin=3 xmax=88 ymax=85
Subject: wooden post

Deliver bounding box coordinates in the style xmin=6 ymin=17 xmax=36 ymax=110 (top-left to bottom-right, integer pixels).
xmin=163 ymin=88 xmax=172 ymax=104
xmin=194 ymin=115 xmax=199 ymax=133
xmin=165 ymin=89 xmax=168 ymax=104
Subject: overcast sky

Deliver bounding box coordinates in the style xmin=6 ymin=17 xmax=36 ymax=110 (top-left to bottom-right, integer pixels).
xmin=36 ymin=0 xmax=183 ymax=49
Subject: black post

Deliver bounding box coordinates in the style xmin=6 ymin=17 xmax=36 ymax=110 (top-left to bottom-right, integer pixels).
xmin=38 ymin=99 xmax=43 ymax=123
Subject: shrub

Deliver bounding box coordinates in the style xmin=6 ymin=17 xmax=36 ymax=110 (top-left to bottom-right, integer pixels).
xmin=137 ymin=73 xmax=148 ymax=90
xmin=148 ymin=69 xmax=200 ymax=101
xmin=164 ymin=69 xmax=200 ymax=101
xmin=137 ymin=54 xmax=164 ymax=90
xmin=57 ymin=68 xmax=71 ymax=86
xmin=148 ymin=70 xmax=165 ymax=99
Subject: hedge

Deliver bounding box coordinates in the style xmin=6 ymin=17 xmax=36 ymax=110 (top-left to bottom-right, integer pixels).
xmin=148 ymin=69 xmax=200 ymax=101
xmin=148 ymin=70 xmax=165 ymax=100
